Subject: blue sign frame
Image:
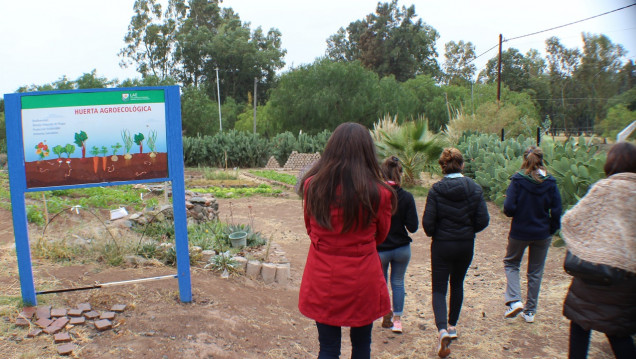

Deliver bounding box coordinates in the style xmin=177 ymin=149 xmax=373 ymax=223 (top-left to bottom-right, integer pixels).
xmin=4 ymin=86 xmax=191 ymax=305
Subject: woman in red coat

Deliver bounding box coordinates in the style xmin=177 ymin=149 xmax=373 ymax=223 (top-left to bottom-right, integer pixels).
xmin=298 ymin=122 xmax=396 ymax=358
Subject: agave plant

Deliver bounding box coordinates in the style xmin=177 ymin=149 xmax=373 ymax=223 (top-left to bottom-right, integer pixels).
xmin=374 ymin=115 xmax=446 ymax=186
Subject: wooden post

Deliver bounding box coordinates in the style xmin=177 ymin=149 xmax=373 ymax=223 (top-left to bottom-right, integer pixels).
xmin=497 ymin=34 xmax=503 ymax=105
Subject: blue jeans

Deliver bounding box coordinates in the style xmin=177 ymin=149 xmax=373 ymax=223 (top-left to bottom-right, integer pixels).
xmin=378 ymin=244 xmax=411 ymax=316
xmin=316 ymin=322 xmax=374 ymax=359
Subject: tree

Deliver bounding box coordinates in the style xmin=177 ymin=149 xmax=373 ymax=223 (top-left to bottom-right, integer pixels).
xmin=478 ymin=48 xmax=530 ymax=92
xmin=180 ymin=85 xmax=218 ymax=136
xmin=326 ymin=0 xmax=440 ymax=81
xmin=265 ymin=59 xmax=380 ymax=134
xmin=119 ymin=0 xmax=185 ymax=80
xmin=76 ymin=69 xmax=113 ymax=89
xmin=545 ymin=36 xmax=581 ymax=132
xmin=442 ymin=40 xmax=476 ymax=86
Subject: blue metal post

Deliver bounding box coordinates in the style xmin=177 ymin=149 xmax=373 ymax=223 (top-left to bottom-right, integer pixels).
xmin=165 ymin=86 xmax=192 ymax=302
xmin=5 ymin=93 xmax=37 ymax=306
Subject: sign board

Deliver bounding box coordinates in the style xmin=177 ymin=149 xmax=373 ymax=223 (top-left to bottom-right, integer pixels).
xmin=4 ymin=86 xmax=191 ymax=305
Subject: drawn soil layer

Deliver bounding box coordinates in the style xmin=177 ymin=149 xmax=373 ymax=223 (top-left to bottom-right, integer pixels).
xmin=25 ymin=153 xmax=168 ymax=188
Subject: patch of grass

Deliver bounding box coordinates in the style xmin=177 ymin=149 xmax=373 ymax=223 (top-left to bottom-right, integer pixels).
xmin=249 ymin=170 xmax=297 ymax=185
xmin=189 ymin=183 xmax=282 ymax=198
xmin=202 ymin=168 xmax=239 ymax=180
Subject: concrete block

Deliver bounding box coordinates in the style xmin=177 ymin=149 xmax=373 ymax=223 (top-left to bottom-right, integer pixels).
xmin=245 ymin=260 xmax=262 ymax=279
xmin=84 ymin=311 xmax=99 ymax=320
xmin=275 ymin=263 xmax=291 ymax=285
xmin=261 ymin=263 xmax=277 ymax=284
xmin=100 ymin=312 xmax=116 ymax=320
xmin=68 ymin=309 xmax=83 ymax=317
xmin=69 ymin=317 xmax=85 ymax=325
xmin=51 ymin=308 xmax=67 ymax=317
xmin=111 ymin=304 xmax=126 ymax=312
xmin=15 ymin=317 xmax=30 ymax=327
xmin=233 ymin=256 xmax=248 ymax=273
xmin=19 ymin=306 xmax=37 ymax=319
xmin=35 ymin=318 xmax=53 ymax=329
xmin=77 ymin=303 xmax=91 ymax=312
xmin=27 ymin=329 xmax=42 ymax=338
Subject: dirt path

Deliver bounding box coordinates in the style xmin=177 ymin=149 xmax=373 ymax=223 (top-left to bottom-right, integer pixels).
xmin=0 ymin=194 xmax=615 ymax=358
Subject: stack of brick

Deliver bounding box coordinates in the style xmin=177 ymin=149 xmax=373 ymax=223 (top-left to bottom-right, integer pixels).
xmin=265 ymin=156 xmax=281 ymax=169
xmin=283 ymin=151 xmax=320 ymax=170
xmin=15 ymin=302 xmax=127 ymax=356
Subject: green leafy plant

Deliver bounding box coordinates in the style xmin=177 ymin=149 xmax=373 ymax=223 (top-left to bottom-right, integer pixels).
xmin=249 ymin=170 xmax=297 ymax=185
xmin=134 ymin=133 xmax=145 ymax=154
xmin=121 ymin=130 xmax=134 ymax=159
xmin=74 ymin=131 xmax=88 ymax=158
xmin=147 ymin=130 xmax=157 ymax=156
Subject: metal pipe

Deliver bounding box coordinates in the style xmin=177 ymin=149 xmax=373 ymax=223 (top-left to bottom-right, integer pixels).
xmin=36 ymin=274 xmax=177 ymax=295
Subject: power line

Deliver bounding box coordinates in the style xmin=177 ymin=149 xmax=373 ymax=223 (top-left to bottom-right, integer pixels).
xmin=504 ymin=4 xmax=636 ymax=42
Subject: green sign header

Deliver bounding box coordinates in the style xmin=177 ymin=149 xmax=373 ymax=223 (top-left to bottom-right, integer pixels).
xmin=21 ymin=90 xmax=165 ymax=109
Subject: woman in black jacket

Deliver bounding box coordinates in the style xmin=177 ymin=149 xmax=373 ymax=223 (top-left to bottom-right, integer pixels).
xmin=561 ymin=142 xmax=636 ymax=359
xmin=377 ymin=156 xmax=419 ymax=334
xmin=422 ymin=148 xmax=489 ymax=358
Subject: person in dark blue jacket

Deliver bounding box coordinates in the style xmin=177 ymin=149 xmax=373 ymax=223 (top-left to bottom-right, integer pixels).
xmin=503 ymin=146 xmax=562 ymax=323
xmin=377 ymin=156 xmax=419 ymax=334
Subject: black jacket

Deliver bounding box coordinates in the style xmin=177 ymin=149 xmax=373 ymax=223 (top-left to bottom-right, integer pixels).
xmin=422 ymin=176 xmax=489 ymax=241
xmin=563 ymin=276 xmax=636 ymax=336
xmin=377 ymin=186 xmax=418 ymax=251
xmin=503 ymin=172 xmax=562 ymax=240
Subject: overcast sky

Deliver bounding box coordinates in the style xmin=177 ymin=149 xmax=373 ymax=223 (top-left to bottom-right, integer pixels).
xmin=1 ymin=0 xmax=634 ymax=97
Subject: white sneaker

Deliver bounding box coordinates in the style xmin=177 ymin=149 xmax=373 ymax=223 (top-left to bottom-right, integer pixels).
xmin=521 ymin=312 xmax=535 ymax=323
xmin=504 ymin=301 xmax=524 ymax=318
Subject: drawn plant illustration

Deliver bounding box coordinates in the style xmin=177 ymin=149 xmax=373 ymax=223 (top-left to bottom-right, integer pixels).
xmin=121 ymin=130 xmax=133 ymax=160
xmin=147 ymin=130 xmax=157 ymax=158
xmin=52 ymin=145 xmax=64 ymax=164
xmin=111 ymin=142 xmax=122 ymax=162
xmin=100 ymin=146 xmax=108 ymax=171
xmin=90 ymin=146 xmax=100 ymax=173
xmin=34 ymin=141 xmax=49 ymax=160
xmin=134 ymin=133 xmax=145 ymax=154
xmin=74 ymin=131 xmax=88 ymax=158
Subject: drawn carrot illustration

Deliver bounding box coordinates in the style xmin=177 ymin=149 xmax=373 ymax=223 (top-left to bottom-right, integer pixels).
xmin=90 ymin=146 xmax=100 ymax=173
xmin=100 ymin=146 xmax=108 ymax=171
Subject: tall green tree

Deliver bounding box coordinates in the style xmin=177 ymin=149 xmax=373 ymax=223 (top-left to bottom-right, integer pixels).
xmin=442 ymin=40 xmax=476 ymax=86
xmin=265 ymin=59 xmax=380 ymax=134
xmin=478 ymin=48 xmax=530 ymax=92
xmin=119 ymin=0 xmax=185 ymax=80
xmin=326 ymin=0 xmax=439 ymax=81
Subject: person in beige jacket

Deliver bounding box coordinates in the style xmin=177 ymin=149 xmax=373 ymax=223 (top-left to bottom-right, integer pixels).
xmin=561 ymin=142 xmax=636 ymax=359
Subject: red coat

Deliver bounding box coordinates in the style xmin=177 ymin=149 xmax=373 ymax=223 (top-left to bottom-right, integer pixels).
xmin=298 ymin=180 xmax=392 ymax=327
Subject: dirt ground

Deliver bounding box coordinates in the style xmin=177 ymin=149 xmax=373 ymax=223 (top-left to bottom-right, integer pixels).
xmin=0 ymin=185 xmax=617 ymax=358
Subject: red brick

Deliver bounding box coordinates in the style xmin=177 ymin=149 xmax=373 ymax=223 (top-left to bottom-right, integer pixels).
xmin=19 ymin=306 xmax=37 ymax=319
xmin=43 ymin=325 xmax=62 ymax=335
xmin=67 ymin=309 xmax=83 ymax=317
xmin=99 ymin=311 xmax=116 ymax=320
xmin=52 ymin=317 xmax=69 ymax=329
xmin=51 ymin=308 xmax=67 ymax=317
xmin=69 ymin=317 xmax=85 ymax=325
xmin=35 ymin=318 xmax=54 ymax=329
xmin=54 ymin=332 xmax=72 ymax=343
xmin=15 ymin=317 xmax=30 ymax=327
xmin=84 ymin=311 xmax=99 ymax=319
xmin=94 ymin=319 xmax=112 ymax=331
xmin=57 ymin=343 xmax=76 ymax=356
xmin=111 ymin=304 xmax=126 ymax=312
xmin=77 ymin=303 xmax=91 ymax=312
xmin=27 ymin=328 xmax=42 ymax=338
xmin=36 ymin=306 xmax=51 ymax=320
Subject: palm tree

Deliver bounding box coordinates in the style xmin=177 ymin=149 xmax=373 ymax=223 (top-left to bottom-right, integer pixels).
xmin=374 ymin=115 xmax=446 ymax=186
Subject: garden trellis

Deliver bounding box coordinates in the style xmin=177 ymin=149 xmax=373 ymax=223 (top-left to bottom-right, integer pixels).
xmin=4 ymin=86 xmax=192 ymax=306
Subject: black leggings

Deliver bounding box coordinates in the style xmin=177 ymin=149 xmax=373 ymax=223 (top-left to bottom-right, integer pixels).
xmin=569 ymin=321 xmax=636 ymax=359
xmin=431 ymin=240 xmax=474 ymax=331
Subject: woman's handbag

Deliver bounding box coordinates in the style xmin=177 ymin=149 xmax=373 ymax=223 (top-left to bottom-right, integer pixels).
xmin=564 ymin=250 xmax=628 ymax=286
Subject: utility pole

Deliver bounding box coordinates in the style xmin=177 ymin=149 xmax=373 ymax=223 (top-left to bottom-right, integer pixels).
xmin=497 ymin=34 xmax=503 ymax=106
xmin=253 ymin=77 xmax=257 ymax=134
xmin=215 ymin=67 xmax=222 ymax=132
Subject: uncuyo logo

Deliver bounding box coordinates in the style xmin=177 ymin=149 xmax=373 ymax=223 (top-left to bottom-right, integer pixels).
xmin=122 ymin=93 xmax=130 ymax=102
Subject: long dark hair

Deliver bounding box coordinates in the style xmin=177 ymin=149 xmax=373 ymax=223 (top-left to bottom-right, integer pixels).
xmin=604 ymin=142 xmax=636 ymax=176
xmin=381 ymin=156 xmax=402 ymax=186
xmin=521 ymin=146 xmax=547 ymax=182
xmin=299 ymin=122 xmax=396 ymax=233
